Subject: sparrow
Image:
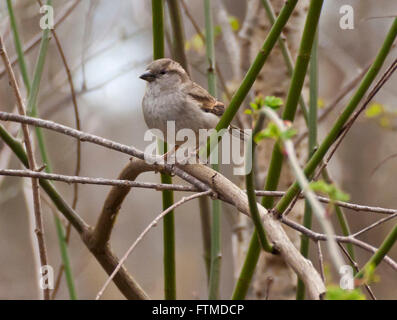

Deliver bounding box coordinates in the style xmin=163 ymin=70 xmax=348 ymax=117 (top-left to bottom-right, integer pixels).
xmin=140 ymin=58 xmax=244 ymax=161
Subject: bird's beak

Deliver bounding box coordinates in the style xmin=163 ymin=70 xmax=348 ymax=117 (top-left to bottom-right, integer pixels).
xmin=139 ymin=71 xmax=156 ymax=82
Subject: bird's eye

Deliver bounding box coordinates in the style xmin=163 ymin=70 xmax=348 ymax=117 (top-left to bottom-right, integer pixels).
xmin=159 ymin=70 xmax=167 ymax=75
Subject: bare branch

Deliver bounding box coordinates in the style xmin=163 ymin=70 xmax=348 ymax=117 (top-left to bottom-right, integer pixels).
xmin=282 ymin=217 xmax=397 ymax=271
xmin=294 ymin=61 xmax=372 ymax=146
xmin=95 ymin=190 xmax=213 ymax=300
xmin=0 ymin=35 xmax=49 ymax=299
xmin=338 ymin=242 xmax=376 ymax=300
xmin=0 ymin=0 xmax=81 ymax=78
xmin=1 ymin=167 xmax=396 ymax=216
xmin=316 ymin=241 xmax=325 ymax=282
xmin=314 ymin=58 xmax=397 ymax=180
xmin=352 ymin=213 xmax=397 ymax=238
xmin=263 ymin=107 xmax=345 ymax=272
xmin=0 ymin=110 xmax=330 ymax=299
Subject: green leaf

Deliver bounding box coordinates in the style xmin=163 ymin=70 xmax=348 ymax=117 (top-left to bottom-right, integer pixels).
xmin=280 ymin=128 xmax=297 ymax=140
xmin=264 ymin=96 xmax=283 ymax=109
xmin=255 ymin=96 xmax=265 ymax=107
xmin=325 ymin=285 xmax=366 ymax=300
xmin=228 ymin=16 xmax=240 ymax=31
xmin=244 ymin=109 xmax=252 ymax=115
xmin=214 ymin=25 xmax=222 ymax=37
xmin=317 ymin=98 xmax=325 ymax=109
xmin=191 ymin=34 xmax=204 ymax=51
xmin=379 ymin=116 xmax=392 ymax=128
xmin=310 ymin=180 xmax=350 ymax=202
xmin=254 ymin=122 xmax=280 ymax=143
xmin=250 ymin=102 xmax=259 ymax=110
xmin=365 ymin=103 xmax=384 ymax=118
xmin=362 ymin=263 xmax=380 ymax=284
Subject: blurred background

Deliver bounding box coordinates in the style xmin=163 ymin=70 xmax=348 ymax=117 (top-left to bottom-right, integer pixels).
xmin=0 ymin=0 xmax=396 ymax=299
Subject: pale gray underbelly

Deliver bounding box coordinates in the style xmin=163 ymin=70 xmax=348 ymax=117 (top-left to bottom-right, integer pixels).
xmin=142 ymin=94 xmax=219 ymax=144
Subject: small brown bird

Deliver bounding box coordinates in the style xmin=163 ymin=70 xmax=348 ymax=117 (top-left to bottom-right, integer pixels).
xmin=140 ymin=58 xmax=245 ymax=161
xmin=140 ymin=58 xmax=225 ymax=141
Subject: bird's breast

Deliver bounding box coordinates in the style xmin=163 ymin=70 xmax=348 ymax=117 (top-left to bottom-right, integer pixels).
xmin=142 ymin=89 xmax=219 ymax=143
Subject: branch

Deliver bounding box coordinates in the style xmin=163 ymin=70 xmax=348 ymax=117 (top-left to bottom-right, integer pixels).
xmin=274 ymin=18 xmax=397 ymax=216
xmin=0 ymin=110 xmax=330 ymax=299
xmin=0 ymin=0 xmax=81 ymax=78
xmin=91 ymin=159 xmax=156 ymax=249
xmin=0 ymin=34 xmax=49 ymax=299
xmin=95 ymin=190 xmax=213 ymax=300
xmin=263 ymin=107 xmax=345 ymax=273
xmin=180 ymin=164 xmax=326 ymax=299
xmin=0 ymin=127 xmax=147 ymax=299
xmin=294 ymin=60 xmax=372 ymax=147
xmin=313 ymin=58 xmax=397 ymax=181
xmin=338 ymin=243 xmax=376 ymax=300
xmin=0 ymin=167 xmax=396 ymax=216
xmin=179 ymin=0 xmax=231 ymax=99
xmin=281 ymin=217 xmax=397 ymax=271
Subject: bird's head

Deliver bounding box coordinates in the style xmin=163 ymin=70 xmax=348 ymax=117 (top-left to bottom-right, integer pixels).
xmin=139 ymin=58 xmax=189 ymax=90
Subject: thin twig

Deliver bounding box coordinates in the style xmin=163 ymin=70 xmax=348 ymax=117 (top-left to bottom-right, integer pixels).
xmin=338 ymin=242 xmax=377 ymax=300
xmin=0 ymin=0 xmax=81 ymax=78
xmin=95 ymin=190 xmax=213 ymax=300
xmin=36 ymin=0 xmax=82 ymax=300
xmin=0 ymin=36 xmax=49 ymax=299
xmin=0 ymin=111 xmax=211 ymax=193
xmin=313 ymin=58 xmax=397 ymax=180
xmin=371 ymin=152 xmax=397 ymax=176
xmin=1 ymin=168 xmax=397 ymax=215
xmin=215 ymin=0 xmax=241 ymax=80
xmin=294 ymin=61 xmax=372 ymax=147
xmin=352 ymin=213 xmax=397 ymax=238
xmin=316 ymin=241 xmax=325 ymax=282
xmin=179 ymin=0 xmax=232 ymax=100
xmin=263 ymin=107 xmax=345 ymax=272
xmin=281 ymin=217 xmax=397 ymax=271
xmin=0 ymin=126 xmax=147 ymax=300
xmin=264 ymin=277 xmax=273 ymax=300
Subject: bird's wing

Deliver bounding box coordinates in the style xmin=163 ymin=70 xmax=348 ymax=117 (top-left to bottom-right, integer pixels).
xmin=185 ymin=82 xmax=225 ymax=116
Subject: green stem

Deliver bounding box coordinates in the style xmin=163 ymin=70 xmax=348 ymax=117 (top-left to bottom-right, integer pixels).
xmin=260 ymin=0 xmax=308 ymax=123
xmin=161 ymin=165 xmax=176 ymax=300
xmin=152 ymin=0 xmax=165 ymax=60
xmin=356 ymin=223 xmax=397 ymax=280
xmin=6 ymin=0 xmax=30 ymax=93
xmin=297 ymin=30 xmax=318 ymax=300
xmin=198 ymin=197 xmax=211 ymax=280
xmin=214 ymin=0 xmax=298 ymax=132
xmin=245 ymin=113 xmax=273 ymax=252
xmin=0 ymin=124 xmax=86 ymax=234
xmin=7 ymin=0 xmax=76 ymax=300
xmin=166 ymin=0 xmax=188 ymax=70
xmin=203 ymin=0 xmax=221 ymax=300
xmin=233 ymin=0 xmax=324 ymax=300
xmin=0 ymin=124 xmax=147 ymax=299
xmin=275 ymin=18 xmax=397 ymax=215
xmin=208 ymin=177 xmax=221 ymax=300
xmin=152 ymin=0 xmax=176 ymax=300
xmin=322 ymin=170 xmax=355 ymax=262
xmin=231 ymin=231 xmax=261 ymax=300
xmin=203 ymin=0 xmax=299 ymax=160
